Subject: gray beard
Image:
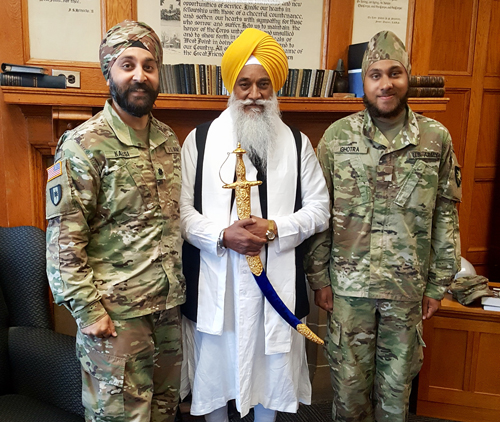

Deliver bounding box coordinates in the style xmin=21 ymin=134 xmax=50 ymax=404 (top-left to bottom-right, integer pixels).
xmin=228 ymin=93 xmax=280 ymax=175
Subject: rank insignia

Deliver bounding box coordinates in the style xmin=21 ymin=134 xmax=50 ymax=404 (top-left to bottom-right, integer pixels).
xmin=49 ymin=185 xmax=62 ymax=206
xmin=47 ymin=161 xmax=62 ymax=181
xmin=455 ymin=166 xmax=462 ymax=187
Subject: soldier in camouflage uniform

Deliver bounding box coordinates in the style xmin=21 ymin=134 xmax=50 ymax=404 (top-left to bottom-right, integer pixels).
xmin=46 ymin=20 xmax=184 ymax=422
xmin=305 ymin=31 xmax=461 ymax=421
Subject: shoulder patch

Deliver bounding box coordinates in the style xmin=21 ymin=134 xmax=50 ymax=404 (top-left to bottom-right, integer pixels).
xmin=47 ymin=161 xmax=63 ymax=181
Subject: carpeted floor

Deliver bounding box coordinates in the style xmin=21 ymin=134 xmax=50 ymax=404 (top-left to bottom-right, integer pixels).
xmin=180 ymin=401 xmax=459 ymax=422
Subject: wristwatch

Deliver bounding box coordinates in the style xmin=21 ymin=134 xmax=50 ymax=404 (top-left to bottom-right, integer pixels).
xmin=266 ymin=220 xmax=276 ymax=241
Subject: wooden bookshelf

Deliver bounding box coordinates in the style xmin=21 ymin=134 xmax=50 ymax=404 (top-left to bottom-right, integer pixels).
xmin=1 ymin=86 xmax=448 ymax=113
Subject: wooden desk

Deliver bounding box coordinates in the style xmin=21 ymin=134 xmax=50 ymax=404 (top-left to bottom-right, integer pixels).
xmin=417 ymin=283 xmax=500 ymax=422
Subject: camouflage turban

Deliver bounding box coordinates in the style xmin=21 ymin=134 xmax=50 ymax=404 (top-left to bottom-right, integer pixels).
xmin=99 ymin=20 xmax=163 ymax=81
xmin=221 ymin=28 xmax=288 ymax=94
xmin=361 ymin=30 xmax=411 ymax=80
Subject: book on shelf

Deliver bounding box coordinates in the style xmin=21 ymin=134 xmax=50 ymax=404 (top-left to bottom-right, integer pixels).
xmin=1 ymin=62 xmax=47 ymax=75
xmin=288 ymin=69 xmax=299 ymax=98
xmin=408 ymin=87 xmax=445 ymax=97
xmin=312 ymin=69 xmax=325 ymax=97
xmin=481 ymin=296 xmax=500 ymax=307
xmin=294 ymin=69 xmax=303 ymax=97
xmin=323 ymin=69 xmax=334 ymax=98
xmin=409 ymin=75 xmax=445 ymax=87
xmin=215 ymin=66 xmax=221 ymax=95
xmin=159 ymin=66 xmax=167 ymax=94
xmin=299 ymin=69 xmax=310 ymax=97
xmin=0 ymin=73 xmax=66 ymax=89
xmin=307 ymin=69 xmax=317 ymax=97
xmin=483 ymin=305 xmax=500 ymax=312
xmin=199 ymin=64 xmax=207 ymax=95
xmin=166 ymin=64 xmax=174 ymax=94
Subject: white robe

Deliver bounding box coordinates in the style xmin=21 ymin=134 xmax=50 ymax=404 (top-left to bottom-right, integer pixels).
xmin=179 ymin=109 xmax=330 ymax=417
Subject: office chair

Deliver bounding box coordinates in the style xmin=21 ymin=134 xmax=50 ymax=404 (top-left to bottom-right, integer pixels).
xmin=0 ymin=225 xmax=84 ymax=421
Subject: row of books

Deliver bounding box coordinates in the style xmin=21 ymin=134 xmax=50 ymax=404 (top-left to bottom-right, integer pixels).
xmin=160 ymin=64 xmax=228 ymax=96
xmin=408 ymin=75 xmax=445 ymax=98
xmin=0 ymin=63 xmax=66 ymax=89
xmin=160 ymin=64 xmax=351 ymax=98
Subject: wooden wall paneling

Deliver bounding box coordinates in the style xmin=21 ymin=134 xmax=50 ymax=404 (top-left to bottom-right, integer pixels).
xmin=476 ymin=92 xmax=500 ymax=168
xmin=419 ymin=313 xmax=500 ymax=421
xmin=325 ymin=0 xmax=354 ymax=69
xmin=485 ymin=0 xmax=500 ymax=76
xmin=0 ymin=0 xmax=31 ymax=227
xmin=456 ymin=0 xmax=491 ymax=267
xmin=474 ymin=332 xmax=500 ymax=395
xmin=409 ymin=0 xmax=435 ymax=75
xmin=427 ymin=324 xmax=469 ymax=390
xmin=467 ymin=181 xmax=494 ymax=277
xmin=424 ymin=89 xmax=471 ymax=166
xmin=102 ymin=0 xmax=134 ymax=34
xmin=429 ymin=0 xmax=478 ymax=75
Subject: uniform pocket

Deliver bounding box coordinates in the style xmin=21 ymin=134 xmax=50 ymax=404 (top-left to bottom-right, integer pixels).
xmin=333 ymin=156 xmax=371 ymax=210
xmin=325 ymin=316 xmax=343 ymax=372
xmin=102 ymin=156 xmax=156 ymax=224
xmin=394 ymin=160 xmax=427 ymax=207
xmin=410 ymin=320 xmax=426 ymax=379
xmin=79 ymin=350 xmax=126 ymax=418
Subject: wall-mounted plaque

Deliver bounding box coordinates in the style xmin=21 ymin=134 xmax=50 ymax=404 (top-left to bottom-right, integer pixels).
xmin=28 ymin=0 xmax=101 ymax=62
xmin=137 ymin=0 xmax=324 ymax=68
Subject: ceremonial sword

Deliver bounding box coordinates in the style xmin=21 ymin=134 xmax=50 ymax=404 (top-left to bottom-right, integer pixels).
xmin=222 ymin=143 xmax=324 ymax=346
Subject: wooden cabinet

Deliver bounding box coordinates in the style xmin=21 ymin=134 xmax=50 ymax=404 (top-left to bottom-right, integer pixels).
xmin=417 ymin=286 xmax=500 ymax=422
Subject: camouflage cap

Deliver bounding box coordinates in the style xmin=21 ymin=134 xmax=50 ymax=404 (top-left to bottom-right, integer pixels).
xmin=99 ymin=20 xmax=163 ymax=81
xmin=449 ymin=275 xmax=494 ymax=306
xmin=361 ymin=30 xmax=411 ymax=80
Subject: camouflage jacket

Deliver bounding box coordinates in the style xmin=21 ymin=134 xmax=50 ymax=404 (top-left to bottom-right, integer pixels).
xmin=306 ymin=107 xmax=461 ymax=301
xmin=46 ymin=100 xmax=185 ymax=328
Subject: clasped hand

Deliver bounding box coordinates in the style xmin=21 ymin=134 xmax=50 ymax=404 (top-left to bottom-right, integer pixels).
xmin=223 ymin=217 xmax=268 ymax=256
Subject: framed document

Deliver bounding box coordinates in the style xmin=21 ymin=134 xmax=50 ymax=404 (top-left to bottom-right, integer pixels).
xmin=352 ymin=0 xmax=411 ymax=45
xmin=27 ymin=0 xmax=101 ymax=62
xmin=137 ymin=0 xmax=325 ymax=68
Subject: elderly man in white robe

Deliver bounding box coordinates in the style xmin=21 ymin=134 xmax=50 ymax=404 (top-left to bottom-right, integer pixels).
xmin=179 ymin=28 xmax=330 ymax=422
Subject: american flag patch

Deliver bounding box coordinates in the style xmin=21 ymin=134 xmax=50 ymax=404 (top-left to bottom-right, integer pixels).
xmin=47 ymin=161 xmax=62 ymax=181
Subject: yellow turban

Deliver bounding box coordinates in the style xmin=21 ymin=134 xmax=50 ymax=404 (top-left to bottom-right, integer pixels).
xmin=221 ymin=28 xmax=288 ymax=94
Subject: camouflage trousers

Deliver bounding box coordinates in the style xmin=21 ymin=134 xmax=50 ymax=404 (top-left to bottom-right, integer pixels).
xmin=76 ymin=307 xmax=182 ymax=422
xmin=325 ymin=295 xmax=425 ymax=422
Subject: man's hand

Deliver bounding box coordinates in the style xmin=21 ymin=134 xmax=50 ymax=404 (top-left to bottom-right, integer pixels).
xmin=81 ymin=315 xmax=117 ymax=338
xmin=422 ymin=295 xmax=441 ymax=320
xmin=245 ymin=216 xmax=275 ymax=239
xmin=315 ymin=285 xmax=333 ymax=313
xmin=223 ymin=218 xmax=267 ymax=256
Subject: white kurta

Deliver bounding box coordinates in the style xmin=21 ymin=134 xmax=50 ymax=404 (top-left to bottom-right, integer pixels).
xmin=179 ymin=109 xmax=330 ymax=417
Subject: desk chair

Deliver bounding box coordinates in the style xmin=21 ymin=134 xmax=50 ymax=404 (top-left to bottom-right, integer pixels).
xmin=0 ymin=225 xmax=84 ymax=421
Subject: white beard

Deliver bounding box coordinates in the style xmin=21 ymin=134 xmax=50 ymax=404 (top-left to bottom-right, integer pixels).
xmin=228 ymin=93 xmax=281 ymax=175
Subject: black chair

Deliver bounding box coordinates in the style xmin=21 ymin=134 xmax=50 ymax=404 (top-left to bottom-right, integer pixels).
xmin=0 ymin=225 xmax=84 ymax=422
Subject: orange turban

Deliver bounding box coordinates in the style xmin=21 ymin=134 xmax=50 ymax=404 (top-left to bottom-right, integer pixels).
xmin=221 ymin=28 xmax=288 ymax=94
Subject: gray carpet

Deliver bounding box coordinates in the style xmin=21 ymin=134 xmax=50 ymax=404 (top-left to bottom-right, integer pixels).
xmin=231 ymin=402 xmax=458 ymax=422
xmin=181 ymin=401 xmax=458 ymax=422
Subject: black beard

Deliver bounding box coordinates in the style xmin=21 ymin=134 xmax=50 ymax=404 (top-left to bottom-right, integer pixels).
xmin=363 ymin=91 xmax=409 ymax=119
xmin=109 ymin=78 xmax=159 ymax=117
